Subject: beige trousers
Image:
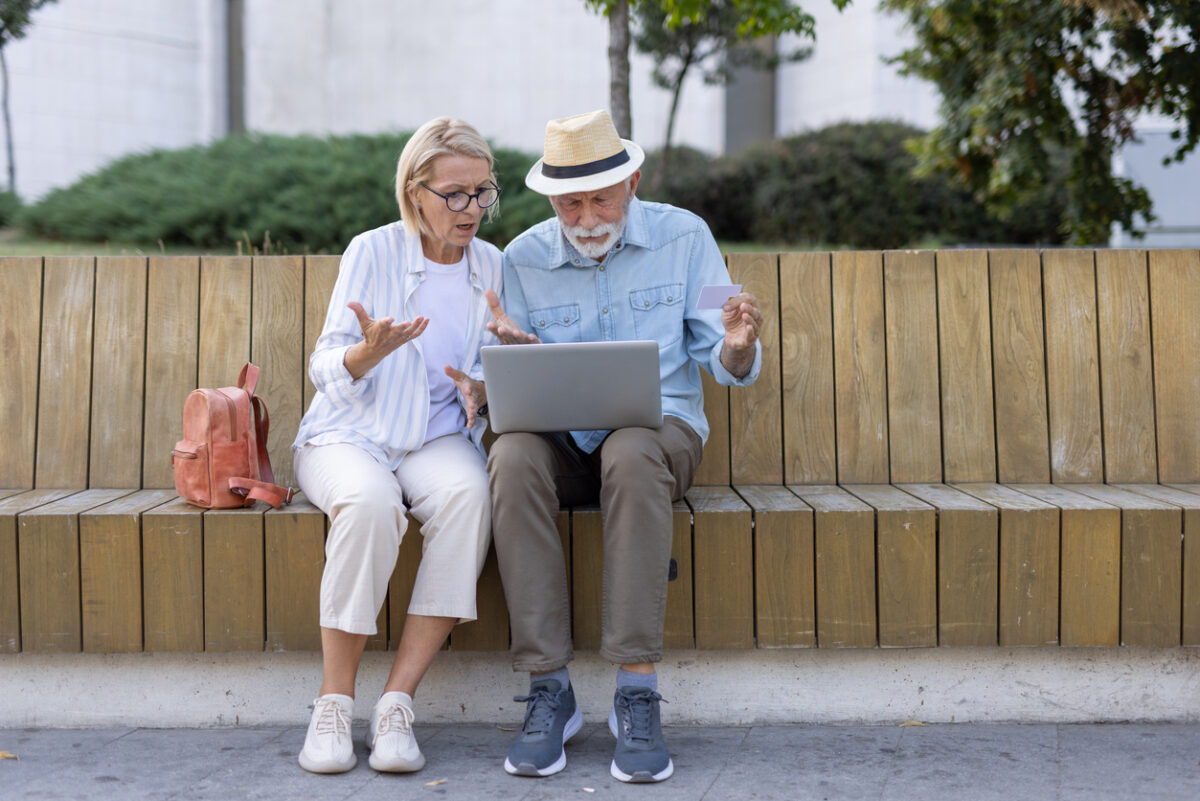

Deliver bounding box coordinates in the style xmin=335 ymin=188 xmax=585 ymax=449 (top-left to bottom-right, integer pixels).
xmin=294 ymin=434 xmax=491 ymax=635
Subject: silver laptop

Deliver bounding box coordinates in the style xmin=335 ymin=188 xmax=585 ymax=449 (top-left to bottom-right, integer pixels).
xmin=481 ymin=341 xmax=662 ymax=434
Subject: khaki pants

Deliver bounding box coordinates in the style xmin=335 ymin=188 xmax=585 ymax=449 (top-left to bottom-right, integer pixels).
xmin=487 ymin=416 xmax=703 ymax=671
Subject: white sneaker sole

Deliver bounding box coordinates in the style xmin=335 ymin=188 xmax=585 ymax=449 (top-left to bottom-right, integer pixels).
xmin=298 ymin=750 xmax=357 ymax=774
xmin=610 ymin=757 xmax=674 ymax=783
xmin=368 ymin=748 xmax=425 ymax=773
xmin=503 ymin=706 xmax=583 ymax=777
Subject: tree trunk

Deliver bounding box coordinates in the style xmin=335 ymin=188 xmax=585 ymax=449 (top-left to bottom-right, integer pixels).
xmin=661 ymin=60 xmax=691 ymax=187
xmin=608 ymin=0 xmax=632 ymax=138
xmin=1 ymin=46 xmax=13 ymax=194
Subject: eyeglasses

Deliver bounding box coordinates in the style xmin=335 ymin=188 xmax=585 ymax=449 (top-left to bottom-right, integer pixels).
xmin=419 ymin=182 xmax=500 ymax=212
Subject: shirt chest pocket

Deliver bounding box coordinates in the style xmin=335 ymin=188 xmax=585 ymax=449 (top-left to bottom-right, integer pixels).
xmin=529 ymin=303 xmax=583 ymax=343
xmin=629 ymin=283 xmax=685 ymax=346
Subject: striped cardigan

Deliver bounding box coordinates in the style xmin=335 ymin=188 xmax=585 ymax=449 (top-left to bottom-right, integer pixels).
xmin=293 ymin=221 xmax=503 ymax=471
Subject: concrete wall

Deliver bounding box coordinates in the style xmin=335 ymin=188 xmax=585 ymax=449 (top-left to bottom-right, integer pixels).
xmin=775 ymin=0 xmax=938 ymax=135
xmin=2 ymin=0 xmax=226 ymax=201
xmin=3 ymin=0 xmax=725 ymax=202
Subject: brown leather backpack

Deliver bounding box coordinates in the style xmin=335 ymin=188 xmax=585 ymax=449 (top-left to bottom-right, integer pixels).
xmin=171 ymin=362 xmax=294 ymax=509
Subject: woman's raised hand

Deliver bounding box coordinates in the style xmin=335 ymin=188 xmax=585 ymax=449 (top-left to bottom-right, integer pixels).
xmin=343 ymin=301 xmax=429 ymax=380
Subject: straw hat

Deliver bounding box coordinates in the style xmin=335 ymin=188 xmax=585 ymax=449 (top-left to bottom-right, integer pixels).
xmin=525 ymin=109 xmax=645 ymax=196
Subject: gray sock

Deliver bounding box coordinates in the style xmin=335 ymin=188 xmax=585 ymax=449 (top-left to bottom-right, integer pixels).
xmin=532 ymin=667 xmax=570 ymax=691
xmin=616 ymin=668 xmax=657 ymax=692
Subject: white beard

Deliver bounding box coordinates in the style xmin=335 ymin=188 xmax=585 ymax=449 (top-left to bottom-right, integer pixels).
xmin=562 ymin=217 xmax=627 ymax=260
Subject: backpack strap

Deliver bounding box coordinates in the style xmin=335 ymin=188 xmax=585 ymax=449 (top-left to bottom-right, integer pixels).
xmin=238 ymin=362 xmax=260 ymax=397
xmin=229 ymin=477 xmax=295 ymax=509
xmin=251 ymin=394 xmax=276 ymax=486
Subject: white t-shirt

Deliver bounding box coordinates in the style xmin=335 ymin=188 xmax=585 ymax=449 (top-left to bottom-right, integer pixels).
xmin=417 ymin=255 xmax=470 ymax=444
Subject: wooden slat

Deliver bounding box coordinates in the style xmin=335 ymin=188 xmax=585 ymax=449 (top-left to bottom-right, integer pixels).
xmin=570 ymin=506 xmax=604 ymax=650
xmin=302 ymin=255 xmax=340 ymax=411
xmin=1095 ymin=250 xmax=1156 ymax=482
xmin=736 ymin=485 xmax=814 ymax=648
xmin=387 ymin=517 xmax=425 ymax=650
xmin=790 ymin=484 xmax=876 ymax=648
xmin=954 ymin=484 xmax=1058 ymax=646
xmin=80 ymin=490 xmax=174 ymax=653
xmin=693 ymin=369 xmax=730 ymax=486
xmin=883 ymin=250 xmax=941 ymax=483
xmin=898 ymin=483 xmax=998 ymax=646
xmin=689 ymin=486 xmax=753 ymax=649
xmin=780 ymin=252 xmax=836 ymax=484
xmin=89 ymin=257 xmax=147 ymax=488
xmin=1014 ymin=484 xmax=1119 ymax=647
xmin=1042 ymin=250 xmax=1103 ymax=482
xmin=0 ymin=257 xmax=42 ymax=488
xmin=450 ymin=543 xmax=510 ymax=651
xmin=936 ymin=251 xmax=996 ymax=482
xmin=1149 ymin=249 xmax=1200 ymax=482
xmin=662 ymin=499 xmax=695 ymax=650
xmin=143 ymin=257 xmax=201 ymax=489
xmin=988 ymin=250 xmax=1050 ymax=483
xmin=844 ymin=484 xmax=936 ymax=648
xmin=0 ymin=490 xmax=77 ymax=653
xmin=251 ymin=256 xmax=305 ymax=489
xmin=832 ymin=251 xmax=889 ymax=483
xmin=1070 ymin=484 xmax=1182 ymax=647
xmin=728 ymin=253 xmax=782 ymax=484
xmin=36 ymin=257 xmax=94 ymax=488
xmin=265 ymin=498 xmax=324 ymax=651
xmin=19 ymin=490 xmax=130 ymax=653
xmin=198 ymin=256 xmax=252 ymax=389
xmin=203 ymin=507 xmax=265 ymax=651
xmin=141 ymin=497 xmax=205 ymax=651
xmin=1123 ymin=484 xmax=1200 ymax=646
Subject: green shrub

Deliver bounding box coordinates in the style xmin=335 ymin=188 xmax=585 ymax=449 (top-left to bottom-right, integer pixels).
xmin=645 ymin=121 xmax=1067 ymax=248
xmin=0 ymin=189 xmax=21 ymax=227
xmin=20 ymin=132 xmax=544 ymax=253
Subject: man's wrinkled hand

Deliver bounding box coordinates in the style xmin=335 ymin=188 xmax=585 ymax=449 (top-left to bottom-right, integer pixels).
xmin=445 ymin=366 xmax=487 ymax=429
xmin=722 ymin=292 xmax=762 ymax=350
xmin=485 ymin=289 xmax=540 ymax=345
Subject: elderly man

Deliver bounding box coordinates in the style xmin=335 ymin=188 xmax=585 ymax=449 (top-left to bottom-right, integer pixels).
xmin=486 ymin=109 xmax=762 ymax=784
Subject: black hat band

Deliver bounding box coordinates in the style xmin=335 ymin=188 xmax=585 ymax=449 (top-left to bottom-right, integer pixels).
xmin=541 ymin=149 xmax=630 ymax=179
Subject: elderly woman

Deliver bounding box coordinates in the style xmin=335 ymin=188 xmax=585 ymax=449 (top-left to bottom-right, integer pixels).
xmin=292 ymin=117 xmax=502 ymax=774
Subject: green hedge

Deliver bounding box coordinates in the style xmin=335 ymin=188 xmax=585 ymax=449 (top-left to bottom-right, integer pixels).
xmin=20 ymin=132 xmax=546 ymax=253
xmin=20 ymin=122 xmax=1066 ymax=253
xmin=641 ymin=121 xmax=1067 ymax=248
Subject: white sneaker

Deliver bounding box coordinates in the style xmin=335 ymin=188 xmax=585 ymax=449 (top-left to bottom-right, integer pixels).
xmin=298 ymin=694 xmax=357 ymax=774
xmin=368 ymin=691 xmax=425 ymax=772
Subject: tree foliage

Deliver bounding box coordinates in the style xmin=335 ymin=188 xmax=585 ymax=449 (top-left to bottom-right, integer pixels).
xmin=633 ymin=1 xmax=844 ymax=157
xmin=882 ymin=0 xmax=1200 ymax=244
xmin=585 ymin=1 xmax=846 ymax=139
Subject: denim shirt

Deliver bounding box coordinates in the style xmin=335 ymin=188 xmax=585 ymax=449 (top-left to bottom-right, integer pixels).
xmin=502 ymin=197 xmax=762 ymax=452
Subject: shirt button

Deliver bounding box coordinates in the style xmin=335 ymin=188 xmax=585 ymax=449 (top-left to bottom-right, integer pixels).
xmin=644 ymin=301 xmax=650 ymax=307
xmin=539 ymin=320 xmax=546 ymax=326
xmin=599 ymin=266 xmax=606 ymax=271
xmin=667 ymin=296 xmax=673 ymax=301
xmin=562 ymin=317 xmax=569 ymax=323
xmin=602 ymin=308 xmax=608 ymax=314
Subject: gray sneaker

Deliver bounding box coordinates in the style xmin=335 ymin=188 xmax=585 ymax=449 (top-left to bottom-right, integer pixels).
xmin=504 ymin=679 xmax=583 ymax=777
xmin=608 ymin=686 xmax=674 ymax=783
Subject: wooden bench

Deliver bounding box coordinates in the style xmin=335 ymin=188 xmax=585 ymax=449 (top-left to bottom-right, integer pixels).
xmin=3 ymin=249 xmax=1200 ymax=657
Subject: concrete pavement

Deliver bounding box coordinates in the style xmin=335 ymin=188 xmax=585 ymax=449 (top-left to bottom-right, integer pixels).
xmin=5 ymin=721 xmax=1200 ymax=800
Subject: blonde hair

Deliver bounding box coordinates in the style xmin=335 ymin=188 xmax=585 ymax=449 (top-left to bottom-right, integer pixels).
xmin=395 ymin=117 xmax=498 ymax=237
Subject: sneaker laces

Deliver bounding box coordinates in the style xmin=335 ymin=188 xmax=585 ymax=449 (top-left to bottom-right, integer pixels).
xmin=616 ymin=689 xmax=666 ymax=744
xmin=375 ymin=700 xmax=415 ymax=738
xmin=313 ymin=698 xmax=352 ymax=740
xmin=513 ymin=687 xmax=563 ymax=736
